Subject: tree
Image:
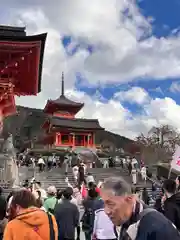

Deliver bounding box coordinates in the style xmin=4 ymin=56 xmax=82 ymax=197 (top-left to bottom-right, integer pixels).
xmin=135 ymin=125 xmax=180 ymax=163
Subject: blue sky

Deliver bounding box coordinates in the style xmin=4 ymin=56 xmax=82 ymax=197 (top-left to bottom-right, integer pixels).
xmin=2 ymin=0 xmax=180 ymax=138
xmin=61 ymin=0 xmax=180 ymax=114
xmin=138 ymin=0 xmax=180 ymax=38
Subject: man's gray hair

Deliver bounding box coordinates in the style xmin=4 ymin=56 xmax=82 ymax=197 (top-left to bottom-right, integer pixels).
xmin=102 ymin=176 xmax=132 ymax=196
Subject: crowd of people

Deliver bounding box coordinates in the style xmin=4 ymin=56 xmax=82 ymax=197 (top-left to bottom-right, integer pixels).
xmin=0 ymin=171 xmax=180 ymax=240
xmin=18 ymin=150 xmax=116 ymax=173
xmin=1 ymin=151 xmax=180 ymax=240
xmin=119 ymin=157 xmax=147 ymax=185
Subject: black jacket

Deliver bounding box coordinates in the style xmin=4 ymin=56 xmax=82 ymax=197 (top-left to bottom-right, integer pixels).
xmin=0 ymin=196 xmax=6 ymax=220
xmin=164 ymin=192 xmax=180 ymax=230
xmin=54 ymin=199 xmax=80 ymax=240
xmin=120 ymin=202 xmax=180 ymax=240
xmin=142 ymin=190 xmax=150 ymax=205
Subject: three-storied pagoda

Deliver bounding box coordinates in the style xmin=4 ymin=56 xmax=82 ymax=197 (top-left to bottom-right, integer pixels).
xmin=41 ymin=73 xmax=104 ymax=148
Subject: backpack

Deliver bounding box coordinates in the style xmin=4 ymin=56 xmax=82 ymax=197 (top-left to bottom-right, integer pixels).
xmin=81 ymin=208 xmax=94 ymax=233
xmin=47 ymin=213 xmax=55 ymax=240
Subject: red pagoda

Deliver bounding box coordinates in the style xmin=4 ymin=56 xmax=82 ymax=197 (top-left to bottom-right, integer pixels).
xmin=41 ymin=73 xmax=104 ymax=149
xmin=0 ymin=25 xmax=47 ymax=122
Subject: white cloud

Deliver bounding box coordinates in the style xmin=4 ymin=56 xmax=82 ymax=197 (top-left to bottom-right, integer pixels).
xmin=170 ymin=82 xmax=180 ymax=93
xmin=58 ymin=90 xmax=180 ymax=139
xmin=114 ymin=87 xmax=149 ymax=104
xmin=2 ymin=1 xmax=180 ymax=139
xmin=5 ymin=0 xmax=180 ymax=85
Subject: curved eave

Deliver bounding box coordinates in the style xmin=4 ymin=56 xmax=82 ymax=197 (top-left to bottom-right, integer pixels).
xmin=44 ymin=100 xmax=84 ymax=114
xmin=0 ymin=33 xmax=47 ymax=94
xmin=51 ymin=125 xmax=104 ymax=131
xmin=48 ymin=116 xmax=105 ymax=131
xmin=53 ymin=95 xmax=83 ymax=106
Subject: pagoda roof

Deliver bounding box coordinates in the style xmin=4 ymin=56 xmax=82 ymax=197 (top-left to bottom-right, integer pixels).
xmin=0 ymin=29 xmax=47 ymax=95
xmin=0 ymin=25 xmax=26 ymax=37
xmin=49 ymin=95 xmax=84 ymax=107
xmin=44 ymin=72 xmax=84 ymax=114
xmin=50 ymin=116 xmax=104 ymax=130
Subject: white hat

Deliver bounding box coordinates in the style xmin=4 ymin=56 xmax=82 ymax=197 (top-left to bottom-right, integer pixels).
xmin=47 ymin=186 xmax=56 ymax=195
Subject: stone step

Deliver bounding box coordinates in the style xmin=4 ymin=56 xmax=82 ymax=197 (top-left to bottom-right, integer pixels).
xmin=2 ymin=167 xmax=150 ymax=198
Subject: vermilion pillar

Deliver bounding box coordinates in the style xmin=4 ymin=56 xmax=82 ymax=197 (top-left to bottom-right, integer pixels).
xmin=72 ymin=133 xmax=75 ymax=147
xmin=92 ymin=133 xmax=95 ymax=146
xmin=83 ymin=135 xmax=86 ymax=146
xmin=55 ymin=132 xmax=61 ymax=146
xmin=89 ymin=134 xmax=92 ymax=146
xmin=55 ymin=133 xmax=58 ymax=145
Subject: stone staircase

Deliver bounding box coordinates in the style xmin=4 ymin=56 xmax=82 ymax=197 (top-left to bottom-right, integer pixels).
xmin=34 ymin=167 xmax=160 ymax=208
xmin=34 ymin=167 xmax=132 ymax=190
xmin=1 ymin=166 xmax=156 ymax=201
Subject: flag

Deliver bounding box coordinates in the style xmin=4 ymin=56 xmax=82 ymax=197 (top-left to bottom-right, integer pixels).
xmin=171 ymin=146 xmax=180 ymax=172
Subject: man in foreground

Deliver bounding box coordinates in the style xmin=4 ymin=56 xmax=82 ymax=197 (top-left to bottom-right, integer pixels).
xmin=100 ymin=176 xmax=180 ymax=240
xmin=162 ymin=179 xmax=180 ymax=230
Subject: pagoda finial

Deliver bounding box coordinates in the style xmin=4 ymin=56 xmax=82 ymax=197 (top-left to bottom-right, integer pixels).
xmin=61 ymin=72 xmax=64 ymax=96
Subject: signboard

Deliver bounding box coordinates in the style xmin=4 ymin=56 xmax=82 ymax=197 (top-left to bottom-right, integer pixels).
xmin=171 ymin=146 xmax=180 ymax=172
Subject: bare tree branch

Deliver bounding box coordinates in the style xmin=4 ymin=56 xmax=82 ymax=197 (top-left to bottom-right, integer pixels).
xmin=135 ymin=124 xmax=180 ymax=163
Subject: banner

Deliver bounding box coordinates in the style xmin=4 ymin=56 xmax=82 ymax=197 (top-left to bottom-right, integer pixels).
xmin=171 ymin=146 xmax=180 ymax=172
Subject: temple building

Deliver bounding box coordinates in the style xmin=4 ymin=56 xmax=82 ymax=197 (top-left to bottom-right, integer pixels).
xmin=0 ymin=25 xmax=46 ymax=118
xmin=0 ymin=26 xmax=132 ymax=153
xmin=39 ymin=73 xmax=104 ymax=149
xmin=0 ymin=25 xmax=46 ymax=186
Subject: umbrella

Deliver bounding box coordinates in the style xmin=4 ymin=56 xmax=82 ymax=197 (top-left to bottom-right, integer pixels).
xmin=73 ymin=147 xmax=101 ymax=166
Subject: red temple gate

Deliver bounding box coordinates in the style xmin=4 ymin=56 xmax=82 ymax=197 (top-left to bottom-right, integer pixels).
xmin=0 ymin=25 xmax=46 ymax=121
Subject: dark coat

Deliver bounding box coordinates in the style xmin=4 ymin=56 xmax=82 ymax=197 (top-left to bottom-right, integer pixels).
xmin=78 ymin=166 xmax=85 ymax=181
xmin=82 ymin=197 xmax=104 ymax=233
xmin=163 ymin=192 xmax=180 ymax=230
xmin=54 ymin=199 xmax=80 ymax=240
xmin=136 ymin=210 xmax=180 ymax=240
xmin=142 ymin=190 xmax=150 ymax=205
xmin=120 ymin=202 xmax=180 ymax=240
xmin=0 ymin=196 xmax=6 ymax=220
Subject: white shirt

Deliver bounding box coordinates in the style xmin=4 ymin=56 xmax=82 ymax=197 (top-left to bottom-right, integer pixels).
xmin=38 ymin=158 xmax=45 ymax=165
xmin=34 ymin=188 xmax=47 ymax=200
xmin=31 ymin=158 xmax=36 ymax=168
xmin=73 ymin=166 xmax=79 ymax=175
xmin=141 ymin=167 xmax=146 ymax=174
xmin=132 ymin=158 xmax=138 ymax=166
xmin=7 ymin=196 xmax=13 ymax=210
xmin=82 ymin=164 xmax=87 ymax=174
xmin=86 ymin=175 xmax=95 ymax=184
xmin=93 ymin=209 xmax=116 ymax=240
xmin=131 ymin=169 xmax=137 ymax=174
xmin=48 ymin=156 xmax=53 ymax=162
